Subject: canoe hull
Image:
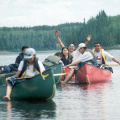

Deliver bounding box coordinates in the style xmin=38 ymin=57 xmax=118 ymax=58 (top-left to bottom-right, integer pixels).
xmin=48 ymin=64 xmax=62 ymax=84
xmin=62 ymin=68 xmax=75 ymax=82
xmin=0 ymin=69 xmax=56 ymax=101
xmin=75 ymin=64 xmax=112 ymax=84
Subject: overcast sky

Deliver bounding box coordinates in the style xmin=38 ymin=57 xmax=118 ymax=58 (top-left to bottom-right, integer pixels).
xmin=0 ymin=0 xmax=120 ymax=27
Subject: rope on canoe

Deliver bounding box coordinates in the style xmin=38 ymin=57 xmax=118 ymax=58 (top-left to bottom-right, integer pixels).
xmin=40 ymin=72 xmax=49 ymax=80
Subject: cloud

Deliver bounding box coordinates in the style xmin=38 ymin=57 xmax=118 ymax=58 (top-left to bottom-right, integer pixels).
xmin=0 ymin=0 xmax=120 ymax=27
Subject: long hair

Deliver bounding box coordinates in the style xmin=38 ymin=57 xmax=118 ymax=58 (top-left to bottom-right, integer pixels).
xmin=61 ymin=47 xmax=69 ymax=58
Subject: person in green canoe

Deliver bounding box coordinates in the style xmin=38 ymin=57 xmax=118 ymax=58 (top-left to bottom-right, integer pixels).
xmin=0 ymin=46 xmax=29 ymax=74
xmin=15 ymin=46 xmax=29 ymax=64
xmin=3 ymin=48 xmax=45 ymax=101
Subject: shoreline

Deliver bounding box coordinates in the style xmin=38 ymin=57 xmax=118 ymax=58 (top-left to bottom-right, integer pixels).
xmin=103 ymin=44 xmax=120 ymax=50
xmin=0 ymin=44 xmax=120 ymax=53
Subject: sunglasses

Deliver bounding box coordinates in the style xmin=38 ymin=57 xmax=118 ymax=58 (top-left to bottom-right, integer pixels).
xmin=95 ymin=45 xmax=100 ymax=47
xmin=69 ymin=46 xmax=75 ymax=47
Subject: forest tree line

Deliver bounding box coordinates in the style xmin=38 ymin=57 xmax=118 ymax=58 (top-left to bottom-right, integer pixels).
xmin=0 ymin=10 xmax=120 ymax=51
xmin=64 ymin=10 xmax=120 ymax=48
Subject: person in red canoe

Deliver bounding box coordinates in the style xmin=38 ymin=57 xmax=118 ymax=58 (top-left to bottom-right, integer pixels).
xmin=62 ymin=43 xmax=97 ymax=84
xmin=92 ymin=42 xmax=120 ymax=65
xmin=55 ymin=30 xmax=91 ymax=62
xmin=60 ymin=47 xmax=73 ymax=66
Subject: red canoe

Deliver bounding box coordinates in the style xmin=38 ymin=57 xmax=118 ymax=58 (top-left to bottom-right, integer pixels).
xmin=75 ymin=64 xmax=112 ymax=84
xmin=62 ymin=67 xmax=75 ymax=82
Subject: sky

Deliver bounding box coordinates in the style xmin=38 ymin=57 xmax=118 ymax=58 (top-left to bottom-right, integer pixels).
xmin=0 ymin=0 xmax=120 ymax=27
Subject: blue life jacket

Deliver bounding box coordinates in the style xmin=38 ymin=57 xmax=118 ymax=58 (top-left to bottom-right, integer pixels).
xmin=19 ymin=57 xmax=40 ymax=77
xmin=78 ymin=49 xmax=97 ymax=67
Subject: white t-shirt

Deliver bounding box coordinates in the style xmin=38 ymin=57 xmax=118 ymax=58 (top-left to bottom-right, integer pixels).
xmin=18 ymin=60 xmax=45 ymax=77
xmin=94 ymin=51 xmax=113 ymax=64
xmin=58 ymin=60 xmax=64 ymax=66
xmin=77 ymin=51 xmax=93 ymax=62
xmin=72 ymin=50 xmax=81 ymax=62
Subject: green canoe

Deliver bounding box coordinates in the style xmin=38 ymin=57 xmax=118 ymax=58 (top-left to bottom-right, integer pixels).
xmin=43 ymin=55 xmax=63 ymax=84
xmin=48 ymin=64 xmax=62 ymax=84
xmin=0 ymin=72 xmax=16 ymax=85
xmin=0 ymin=69 xmax=56 ymax=101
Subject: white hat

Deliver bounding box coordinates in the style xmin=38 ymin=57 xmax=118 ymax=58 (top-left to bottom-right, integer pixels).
xmin=77 ymin=43 xmax=87 ymax=50
xmin=24 ymin=48 xmax=36 ymax=59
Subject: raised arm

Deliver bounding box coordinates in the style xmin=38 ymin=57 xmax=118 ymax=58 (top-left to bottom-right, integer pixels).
xmin=55 ymin=31 xmax=65 ymax=48
xmin=85 ymin=35 xmax=91 ymax=46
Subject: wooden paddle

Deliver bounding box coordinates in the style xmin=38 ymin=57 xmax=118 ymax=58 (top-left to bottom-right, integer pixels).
xmin=53 ymin=73 xmax=67 ymax=76
xmin=16 ymin=73 xmax=68 ymax=79
xmin=68 ymin=66 xmax=78 ymax=69
xmin=107 ymin=64 xmax=119 ymax=66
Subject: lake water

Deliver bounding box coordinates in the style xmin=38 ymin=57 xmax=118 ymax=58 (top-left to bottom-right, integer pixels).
xmin=0 ymin=49 xmax=120 ymax=120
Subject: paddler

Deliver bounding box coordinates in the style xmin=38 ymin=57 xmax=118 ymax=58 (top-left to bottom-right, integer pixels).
xmin=55 ymin=30 xmax=92 ymax=62
xmin=62 ymin=43 xmax=97 ymax=84
xmin=3 ymin=48 xmax=45 ymax=101
xmin=92 ymin=42 xmax=120 ymax=65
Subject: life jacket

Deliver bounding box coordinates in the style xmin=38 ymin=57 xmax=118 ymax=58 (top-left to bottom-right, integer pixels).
xmin=61 ymin=52 xmax=73 ymax=66
xmin=19 ymin=57 xmax=40 ymax=78
xmin=92 ymin=48 xmax=106 ymax=64
xmin=78 ymin=49 xmax=97 ymax=67
xmin=15 ymin=53 xmax=24 ymax=64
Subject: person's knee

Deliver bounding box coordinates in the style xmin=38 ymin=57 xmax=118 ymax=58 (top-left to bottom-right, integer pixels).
xmin=6 ymin=77 xmax=10 ymax=83
xmin=6 ymin=79 xmax=8 ymax=83
xmin=70 ymin=69 xmax=74 ymax=73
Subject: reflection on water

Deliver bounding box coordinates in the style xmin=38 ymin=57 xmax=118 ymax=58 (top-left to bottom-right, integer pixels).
xmin=0 ymin=100 xmax=56 ymax=120
xmin=0 ymin=79 xmax=120 ymax=120
xmin=55 ymin=81 xmax=120 ymax=120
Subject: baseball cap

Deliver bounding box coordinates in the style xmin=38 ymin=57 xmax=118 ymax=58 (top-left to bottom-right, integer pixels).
xmin=77 ymin=43 xmax=87 ymax=50
xmin=24 ymin=48 xmax=36 ymax=59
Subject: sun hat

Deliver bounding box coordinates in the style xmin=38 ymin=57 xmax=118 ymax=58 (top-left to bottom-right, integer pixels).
xmin=24 ymin=48 xmax=36 ymax=59
xmin=77 ymin=43 xmax=87 ymax=50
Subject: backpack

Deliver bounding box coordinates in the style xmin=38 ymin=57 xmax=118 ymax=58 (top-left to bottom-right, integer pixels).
xmin=43 ymin=55 xmax=60 ymax=67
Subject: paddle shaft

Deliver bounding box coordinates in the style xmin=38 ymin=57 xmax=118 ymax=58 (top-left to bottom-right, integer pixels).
xmin=107 ymin=64 xmax=119 ymax=66
xmin=16 ymin=73 xmax=67 ymax=79
xmin=53 ymin=73 xmax=67 ymax=76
